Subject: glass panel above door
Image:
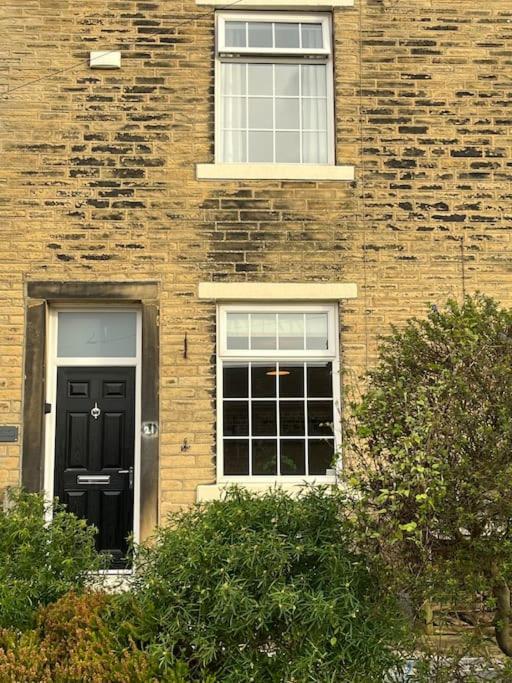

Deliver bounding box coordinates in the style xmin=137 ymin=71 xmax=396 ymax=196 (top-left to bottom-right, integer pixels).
xmin=57 ymin=311 xmax=137 ymax=358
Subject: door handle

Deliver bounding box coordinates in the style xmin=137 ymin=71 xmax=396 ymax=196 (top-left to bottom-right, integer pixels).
xmin=118 ymin=467 xmax=134 ymax=490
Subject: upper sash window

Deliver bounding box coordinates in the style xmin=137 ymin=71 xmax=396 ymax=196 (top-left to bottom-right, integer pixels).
xmin=216 ymin=12 xmax=334 ymax=165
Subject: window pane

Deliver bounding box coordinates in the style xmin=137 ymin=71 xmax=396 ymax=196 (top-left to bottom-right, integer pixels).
xmin=279 ymin=365 xmax=304 ymax=398
xmin=226 ymin=312 xmax=249 ymax=349
xmin=221 ymin=63 xmax=246 ymax=95
xmin=223 ymin=131 xmax=247 ymax=163
xmin=248 ymin=22 xmax=273 ymax=48
xmin=301 ymin=65 xmax=327 ymax=97
xmin=301 ymin=23 xmax=323 ymax=49
xmin=248 ymin=64 xmax=273 ymax=96
xmin=224 ymin=401 xmax=249 ymax=436
xmin=306 ymin=312 xmax=328 ymax=350
xmin=275 ymin=64 xmax=299 ymax=96
xmin=303 ymin=131 xmax=328 ymax=164
xmin=225 ymin=21 xmax=247 ymax=48
xmin=248 ymin=98 xmax=273 ymax=129
xmin=307 ymin=401 xmax=333 ymax=436
xmin=307 ymin=363 xmax=332 ymax=398
xmin=251 ymin=313 xmax=277 ymax=349
xmin=278 ymin=313 xmax=304 ymax=350
xmin=302 ymin=98 xmax=327 ymax=130
xmin=281 ymin=440 xmax=305 ymax=475
xmin=252 ymin=440 xmax=277 ymax=475
xmin=252 ymin=401 xmax=277 ymax=436
xmin=57 ymin=312 xmax=137 ymax=358
xmin=223 ymin=97 xmax=246 ymax=129
xmin=280 ymin=401 xmax=305 ymax=436
xmin=276 ymin=132 xmax=300 ymax=163
xmin=276 ymin=98 xmax=300 ymax=129
xmin=248 ymin=131 xmax=273 ymax=162
xmin=224 ymin=365 xmax=249 ymax=398
xmin=275 ymin=22 xmax=300 ymax=48
xmin=308 ymin=439 xmax=334 ymax=475
xmin=224 ymin=440 xmax=249 ymax=475
xmin=252 ymin=364 xmax=276 ymax=398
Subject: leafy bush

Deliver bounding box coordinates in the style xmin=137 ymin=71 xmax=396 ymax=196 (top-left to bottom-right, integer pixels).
xmin=0 ymin=591 xmax=194 ymax=682
xmin=0 ymin=489 xmax=105 ymax=630
xmin=345 ymin=295 xmax=512 ymax=658
xmin=121 ymin=487 xmax=407 ymax=683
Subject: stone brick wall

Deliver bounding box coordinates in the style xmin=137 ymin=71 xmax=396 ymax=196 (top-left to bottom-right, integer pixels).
xmin=0 ymin=0 xmax=510 ymax=514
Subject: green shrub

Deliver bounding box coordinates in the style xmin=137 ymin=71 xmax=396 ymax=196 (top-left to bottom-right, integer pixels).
xmin=0 ymin=591 xmax=194 ymax=682
xmin=0 ymin=489 xmax=105 ymax=630
xmin=121 ymin=487 xmax=407 ymax=683
xmin=345 ymin=295 xmax=512 ymax=657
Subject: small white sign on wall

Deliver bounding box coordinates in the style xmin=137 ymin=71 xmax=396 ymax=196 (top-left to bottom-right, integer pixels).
xmin=89 ymin=50 xmax=121 ymax=69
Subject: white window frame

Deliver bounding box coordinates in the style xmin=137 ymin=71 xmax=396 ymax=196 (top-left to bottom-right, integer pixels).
xmin=217 ymin=302 xmax=341 ymax=483
xmin=217 ymin=12 xmax=331 ymax=56
xmin=215 ymin=11 xmax=335 ymax=166
xmin=43 ymin=304 xmax=142 ymax=570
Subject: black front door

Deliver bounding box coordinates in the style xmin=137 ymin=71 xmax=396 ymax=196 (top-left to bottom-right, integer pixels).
xmin=54 ymin=367 xmax=135 ymax=568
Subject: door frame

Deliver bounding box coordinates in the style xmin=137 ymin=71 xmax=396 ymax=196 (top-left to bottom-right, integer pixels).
xmin=22 ymin=280 xmax=160 ymax=547
xmin=44 ymin=305 xmax=143 ymax=550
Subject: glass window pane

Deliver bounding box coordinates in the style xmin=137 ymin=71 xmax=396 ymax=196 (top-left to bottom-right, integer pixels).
xmin=251 ymin=313 xmax=277 ymax=349
xmin=275 ymin=23 xmax=300 ymax=48
xmin=252 ymin=440 xmax=277 ymax=475
xmin=225 ymin=21 xmax=247 ymax=48
xmin=276 ymin=132 xmax=300 ymax=163
xmin=248 ymin=98 xmax=273 ymax=129
xmin=278 ymin=313 xmax=304 ymax=350
xmin=276 ymin=98 xmax=300 ymax=129
xmin=302 ymin=98 xmax=327 ymax=130
xmin=248 ymin=64 xmax=273 ymax=96
xmin=226 ymin=312 xmax=249 ymax=349
xmin=252 ymin=401 xmax=277 ymax=436
xmin=223 ymin=131 xmax=247 ymax=163
xmin=308 ymin=439 xmax=334 ymax=475
xmin=301 ymin=65 xmax=327 ymax=97
xmin=280 ymin=401 xmax=305 ymax=436
xmin=248 ymin=131 xmax=273 ymax=162
xmin=302 ymin=131 xmax=328 ymax=164
xmin=281 ymin=440 xmax=305 ymax=475
xmin=306 ymin=312 xmax=329 ymax=350
xmin=252 ymin=364 xmax=276 ymax=398
xmin=224 ymin=440 xmax=249 ymax=475
xmin=301 ymin=23 xmax=323 ymax=49
xmin=279 ymin=365 xmax=304 ymax=398
xmin=221 ymin=63 xmax=246 ymax=95
xmin=223 ymin=97 xmax=246 ymax=129
xmin=307 ymin=363 xmax=332 ymax=398
xmin=307 ymin=400 xmax=333 ymax=436
xmin=275 ymin=64 xmax=300 ymax=96
xmin=248 ymin=22 xmax=273 ymax=48
xmin=223 ymin=365 xmax=249 ymax=398
xmin=57 ymin=312 xmax=137 ymax=358
xmin=224 ymin=401 xmax=249 ymax=436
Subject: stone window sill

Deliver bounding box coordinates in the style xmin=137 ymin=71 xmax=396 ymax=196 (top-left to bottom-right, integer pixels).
xmin=196 ymin=163 xmax=355 ymax=182
xmin=197 ymin=0 xmax=354 ymax=6
xmin=197 ymin=480 xmax=337 ymax=502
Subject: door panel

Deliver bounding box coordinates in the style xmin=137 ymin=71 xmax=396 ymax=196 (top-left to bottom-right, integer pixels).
xmin=54 ymin=367 xmax=135 ymax=568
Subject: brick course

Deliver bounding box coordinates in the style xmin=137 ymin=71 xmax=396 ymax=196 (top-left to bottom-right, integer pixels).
xmin=0 ymin=1 xmax=511 ymax=515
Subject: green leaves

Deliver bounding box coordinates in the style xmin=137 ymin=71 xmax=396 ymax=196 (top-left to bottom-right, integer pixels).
xmin=120 ymin=487 xmax=407 ymax=682
xmin=345 ymin=294 xmax=512 ymax=648
xmin=0 ymin=489 xmax=105 ymax=631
